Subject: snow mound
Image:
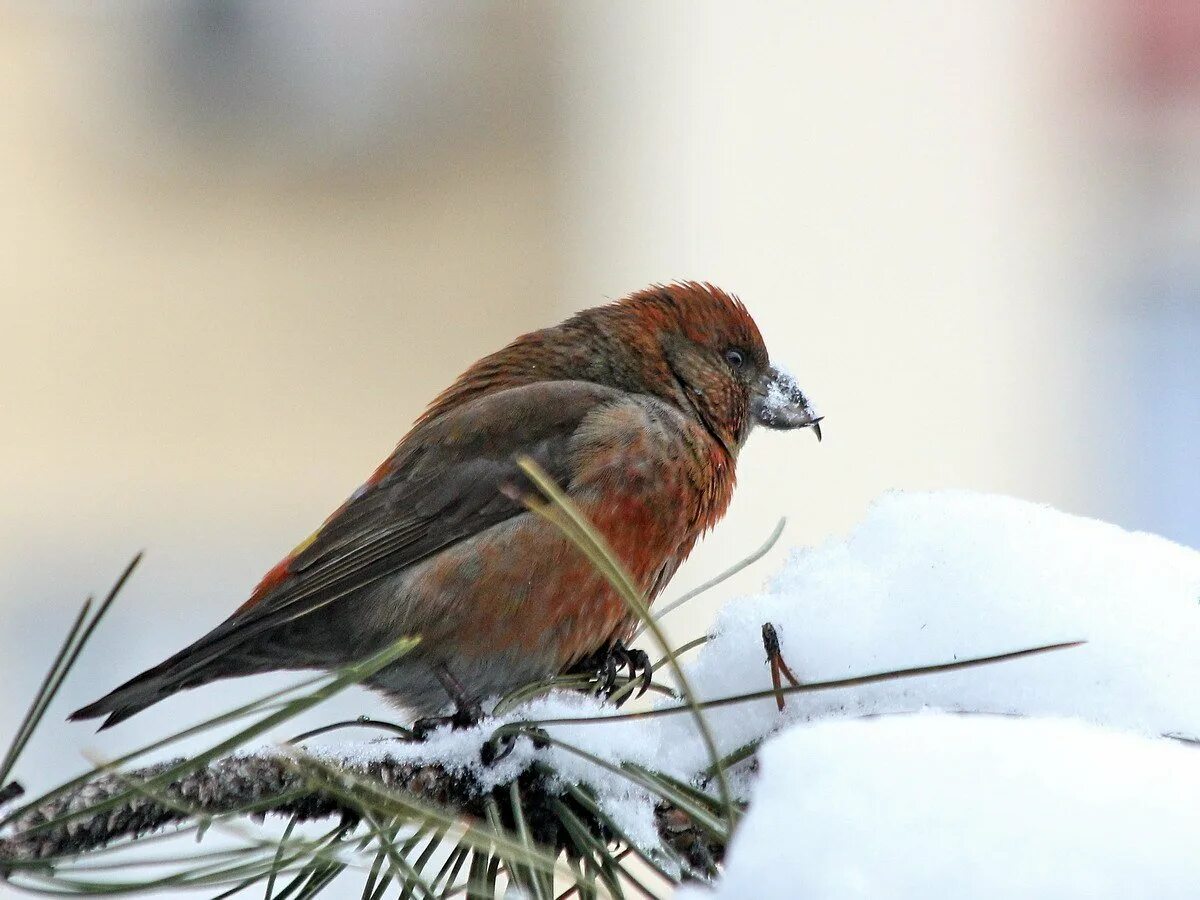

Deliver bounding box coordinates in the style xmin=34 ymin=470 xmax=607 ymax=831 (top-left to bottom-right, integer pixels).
xmin=685 ymin=713 xmax=1200 ymax=900
xmin=663 ymin=490 xmax=1200 ymax=773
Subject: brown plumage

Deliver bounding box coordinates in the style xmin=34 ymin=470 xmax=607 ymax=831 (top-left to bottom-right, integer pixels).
xmin=71 ymin=282 xmax=821 ymax=730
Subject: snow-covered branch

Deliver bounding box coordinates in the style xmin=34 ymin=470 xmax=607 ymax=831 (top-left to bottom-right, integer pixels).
xmin=0 ymin=752 xmax=720 ymax=871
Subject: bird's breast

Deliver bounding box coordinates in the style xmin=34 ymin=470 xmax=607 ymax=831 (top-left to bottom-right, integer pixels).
xmin=396 ymin=401 xmax=738 ymax=672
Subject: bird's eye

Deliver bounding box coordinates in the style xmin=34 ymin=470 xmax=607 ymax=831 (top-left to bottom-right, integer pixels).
xmin=725 ymin=348 xmax=747 ymax=369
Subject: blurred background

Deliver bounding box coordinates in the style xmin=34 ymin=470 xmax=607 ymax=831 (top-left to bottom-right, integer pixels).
xmin=2 ymin=0 xmax=1197 ymax=848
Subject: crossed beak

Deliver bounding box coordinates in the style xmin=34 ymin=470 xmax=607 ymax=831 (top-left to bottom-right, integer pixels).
xmin=752 ymin=365 xmax=823 ymax=441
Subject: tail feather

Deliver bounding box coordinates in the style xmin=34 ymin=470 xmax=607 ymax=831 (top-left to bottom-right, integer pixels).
xmin=69 ymin=696 xmax=154 ymax=731
xmin=69 ymin=630 xmax=259 ymax=730
xmin=71 ymin=592 xmax=337 ymax=730
xmin=68 ymin=659 xmax=187 ymax=730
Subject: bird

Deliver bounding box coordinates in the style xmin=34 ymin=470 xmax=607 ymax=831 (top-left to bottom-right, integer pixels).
xmin=70 ymin=282 xmax=822 ymax=732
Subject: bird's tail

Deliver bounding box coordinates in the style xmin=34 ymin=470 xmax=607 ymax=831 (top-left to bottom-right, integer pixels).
xmin=69 ymin=662 xmax=180 ymax=730
xmin=69 ymin=634 xmax=258 ymax=730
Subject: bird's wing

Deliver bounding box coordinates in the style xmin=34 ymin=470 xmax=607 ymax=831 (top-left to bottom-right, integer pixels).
xmin=70 ymin=380 xmax=631 ymax=728
xmin=164 ymin=380 xmax=625 ymax=676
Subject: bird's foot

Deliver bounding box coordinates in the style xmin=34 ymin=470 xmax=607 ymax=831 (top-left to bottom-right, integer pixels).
xmin=610 ymin=643 xmax=653 ymax=705
xmin=570 ymin=640 xmax=653 ymax=706
xmin=410 ymin=699 xmax=484 ymax=742
xmin=481 ymin=725 xmax=550 ymax=766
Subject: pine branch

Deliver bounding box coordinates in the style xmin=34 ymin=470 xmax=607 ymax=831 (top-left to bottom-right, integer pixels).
xmin=0 ymin=751 xmax=722 ymax=872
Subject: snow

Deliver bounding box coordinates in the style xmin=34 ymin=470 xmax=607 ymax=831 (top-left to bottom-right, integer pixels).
xmin=663 ymin=489 xmax=1200 ymax=775
xmin=318 ymin=689 xmax=673 ymax=848
xmin=761 ymin=360 xmax=820 ymax=423
xmin=681 ymin=713 xmax=1200 ymax=899
xmin=313 ymin=490 xmax=1200 ymax=888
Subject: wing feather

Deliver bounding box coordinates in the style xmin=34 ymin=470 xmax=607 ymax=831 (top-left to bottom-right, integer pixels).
xmin=158 ymin=380 xmax=625 ymax=676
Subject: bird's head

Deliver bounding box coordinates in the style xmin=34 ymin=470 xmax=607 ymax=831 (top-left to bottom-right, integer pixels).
xmin=421 ymin=282 xmax=822 ymax=456
xmin=590 ymin=282 xmax=823 ymax=457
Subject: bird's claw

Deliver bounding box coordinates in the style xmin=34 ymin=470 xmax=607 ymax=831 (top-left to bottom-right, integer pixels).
xmin=411 ymin=699 xmax=484 ymax=741
xmin=611 ymin=645 xmax=653 ymax=705
xmin=570 ymin=639 xmax=653 ymax=705
xmin=601 ymin=654 xmax=618 ymax=695
xmin=480 ymin=726 xmax=550 ymax=766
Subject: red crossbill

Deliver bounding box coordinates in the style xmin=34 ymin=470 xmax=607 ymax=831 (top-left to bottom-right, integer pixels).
xmin=71 ymin=282 xmax=821 ymax=731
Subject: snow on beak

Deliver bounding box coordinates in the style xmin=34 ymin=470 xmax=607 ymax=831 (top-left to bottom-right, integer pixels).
xmin=752 ymin=365 xmax=823 ymax=441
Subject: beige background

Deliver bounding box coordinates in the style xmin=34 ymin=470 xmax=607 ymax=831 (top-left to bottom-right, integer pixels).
xmin=2 ymin=4 xmax=1197 ymax=891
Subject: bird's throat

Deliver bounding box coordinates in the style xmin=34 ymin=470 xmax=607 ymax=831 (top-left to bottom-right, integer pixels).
xmin=666 ymin=359 xmax=736 ymax=462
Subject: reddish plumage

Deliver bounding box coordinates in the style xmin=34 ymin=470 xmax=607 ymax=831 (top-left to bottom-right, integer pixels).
xmin=72 ymin=282 xmax=822 ymax=729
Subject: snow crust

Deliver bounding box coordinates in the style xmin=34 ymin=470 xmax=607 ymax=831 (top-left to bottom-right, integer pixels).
xmin=683 ymin=713 xmax=1200 ymax=899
